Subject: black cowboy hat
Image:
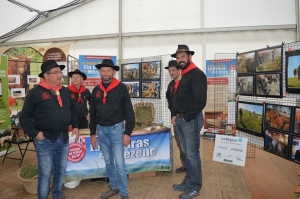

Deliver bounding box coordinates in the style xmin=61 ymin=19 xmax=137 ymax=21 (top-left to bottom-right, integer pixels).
xmin=95 ymin=59 xmax=120 ymax=71
xmin=171 ymin=44 xmax=195 ymax=58
xmin=164 ymin=60 xmax=179 ymax=69
xmin=68 ymin=69 xmax=87 ymax=80
xmin=38 ymin=60 xmax=65 ymax=77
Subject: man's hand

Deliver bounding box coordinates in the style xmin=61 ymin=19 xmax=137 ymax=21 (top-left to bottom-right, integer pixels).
xmin=90 ymin=135 xmax=98 ymax=149
xmin=171 ymin=116 xmax=177 ymax=126
xmin=123 ymin=134 xmax=130 ymax=147
xmin=86 ymin=113 xmax=90 ymax=121
xmin=71 ymin=128 xmax=79 ymax=142
xmin=35 ymin=131 xmax=45 ymax=140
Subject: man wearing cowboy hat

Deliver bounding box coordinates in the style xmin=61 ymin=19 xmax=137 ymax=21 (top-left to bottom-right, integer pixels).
xmin=68 ymin=69 xmax=91 ymax=129
xmin=20 ymin=59 xmax=79 ymax=199
xmin=90 ymin=59 xmax=135 ymax=199
xmin=165 ymin=60 xmax=186 ymax=173
xmin=171 ymin=45 xmax=207 ymax=199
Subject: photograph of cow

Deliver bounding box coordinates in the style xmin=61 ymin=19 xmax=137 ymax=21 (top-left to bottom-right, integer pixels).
xmin=142 ymin=81 xmax=160 ymax=98
xmin=264 ymin=129 xmax=289 ymax=159
xmin=256 ymin=47 xmax=281 ymax=72
xmin=122 ymin=81 xmax=140 ymax=98
xmin=121 ymin=63 xmax=140 ymax=80
xmin=236 ymin=52 xmax=255 ymax=74
xmin=291 ymin=135 xmax=300 ymax=164
xmin=286 ymin=51 xmax=300 ymax=92
xmin=141 ymin=61 xmax=161 ymax=79
xmin=255 ymin=73 xmax=281 ymax=97
xmin=237 ymin=102 xmax=263 ymax=136
xmin=293 ymin=108 xmax=300 ymax=134
xmin=236 ymin=75 xmax=253 ymax=95
xmin=265 ymin=104 xmax=291 ymax=132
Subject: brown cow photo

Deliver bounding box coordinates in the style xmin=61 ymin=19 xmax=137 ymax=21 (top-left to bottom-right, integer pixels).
xmin=265 ymin=104 xmax=291 ymax=132
xmin=264 ymin=129 xmax=289 ymax=159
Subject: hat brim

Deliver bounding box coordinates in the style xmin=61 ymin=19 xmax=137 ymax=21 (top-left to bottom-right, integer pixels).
xmin=38 ymin=65 xmax=65 ymax=77
xmin=164 ymin=65 xmax=179 ymax=70
xmin=68 ymin=71 xmax=87 ymax=80
xmin=95 ymin=64 xmax=120 ymax=71
xmin=171 ymin=51 xmax=194 ymax=58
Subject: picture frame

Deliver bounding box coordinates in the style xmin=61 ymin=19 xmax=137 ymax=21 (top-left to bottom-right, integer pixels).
xmin=293 ymin=107 xmax=300 ymax=134
xmin=264 ymin=104 xmax=291 ymax=133
xmin=255 ymin=73 xmax=282 ymax=98
xmin=121 ymin=63 xmax=140 ymax=81
xmin=27 ymin=75 xmax=40 ymax=84
xmin=122 ymin=81 xmax=140 ymax=98
xmin=285 ymin=50 xmax=300 ymax=94
xmin=236 ymin=51 xmax=255 ymax=74
xmin=255 ymin=46 xmax=282 ymax=72
xmin=264 ymin=129 xmax=289 ymax=159
xmin=141 ymin=61 xmax=161 ymax=80
xmin=236 ymin=101 xmax=263 ymax=136
xmin=290 ymin=135 xmax=300 ymax=164
xmin=8 ymin=75 xmax=20 ymax=84
xmin=236 ymin=75 xmax=254 ymax=96
xmin=141 ymin=80 xmax=160 ymax=99
xmin=11 ymin=88 xmax=25 ymax=98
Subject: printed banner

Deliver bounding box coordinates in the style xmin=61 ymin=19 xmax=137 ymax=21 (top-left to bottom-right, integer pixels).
xmin=79 ymin=55 xmax=117 ymax=86
xmin=213 ymin=134 xmax=248 ymax=166
xmin=65 ymin=130 xmax=171 ymax=182
xmin=205 ymin=59 xmax=236 ymax=134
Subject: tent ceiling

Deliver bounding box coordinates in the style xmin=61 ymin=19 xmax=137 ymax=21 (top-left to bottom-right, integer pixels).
xmin=0 ymin=0 xmax=75 ymax=37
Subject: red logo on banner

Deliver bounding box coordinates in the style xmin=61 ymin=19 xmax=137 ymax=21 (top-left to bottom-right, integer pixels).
xmin=96 ymin=91 xmax=101 ymax=98
xmin=42 ymin=92 xmax=51 ymax=100
xmin=68 ymin=142 xmax=86 ymax=163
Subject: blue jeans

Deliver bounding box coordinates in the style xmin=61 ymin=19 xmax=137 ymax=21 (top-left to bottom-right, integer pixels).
xmin=176 ymin=112 xmax=204 ymax=192
xmin=34 ymin=134 xmax=69 ymax=199
xmin=97 ymin=121 xmax=128 ymax=196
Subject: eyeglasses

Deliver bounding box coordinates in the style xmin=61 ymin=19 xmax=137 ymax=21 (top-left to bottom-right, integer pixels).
xmin=47 ymin=71 xmax=63 ymax=75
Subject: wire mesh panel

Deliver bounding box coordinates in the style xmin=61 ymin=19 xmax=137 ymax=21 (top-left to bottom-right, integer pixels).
xmin=66 ymin=55 xmax=79 ymax=85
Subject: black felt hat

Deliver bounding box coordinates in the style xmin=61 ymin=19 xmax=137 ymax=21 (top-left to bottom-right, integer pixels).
xmin=171 ymin=44 xmax=195 ymax=58
xmin=164 ymin=60 xmax=179 ymax=69
xmin=95 ymin=59 xmax=120 ymax=71
xmin=38 ymin=60 xmax=65 ymax=77
xmin=68 ymin=69 xmax=87 ymax=80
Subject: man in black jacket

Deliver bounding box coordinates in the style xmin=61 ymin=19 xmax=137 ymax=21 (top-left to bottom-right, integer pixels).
xmin=20 ymin=60 xmax=79 ymax=199
xmin=171 ymin=45 xmax=207 ymax=199
xmin=68 ymin=69 xmax=91 ymax=129
xmin=90 ymin=59 xmax=135 ymax=199
xmin=165 ymin=60 xmax=186 ymax=173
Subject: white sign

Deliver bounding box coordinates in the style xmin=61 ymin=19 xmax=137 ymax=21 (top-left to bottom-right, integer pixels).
xmin=213 ymin=134 xmax=248 ymax=166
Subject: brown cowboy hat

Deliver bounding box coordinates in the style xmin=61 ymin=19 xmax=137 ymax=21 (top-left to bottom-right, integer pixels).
xmin=95 ymin=59 xmax=120 ymax=71
xmin=171 ymin=44 xmax=195 ymax=58
xmin=38 ymin=60 xmax=65 ymax=77
xmin=164 ymin=60 xmax=179 ymax=69
xmin=68 ymin=69 xmax=87 ymax=80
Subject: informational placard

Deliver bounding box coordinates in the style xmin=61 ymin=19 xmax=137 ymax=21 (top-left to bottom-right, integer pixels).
xmin=213 ymin=134 xmax=248 ymax=166
xmin=79 ymin=55 xmax=117 ymax=86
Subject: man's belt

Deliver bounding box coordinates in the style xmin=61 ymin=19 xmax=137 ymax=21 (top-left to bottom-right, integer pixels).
xmin=176 ymin=113 xmax=184 ymax=118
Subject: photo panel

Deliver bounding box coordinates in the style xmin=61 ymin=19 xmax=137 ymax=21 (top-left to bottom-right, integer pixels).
xmin=121 ymin=63 xmax=140 ymax=81
xmin=27 ymin=75 xmax=40 ymax=84
xmin=141 ymin=61 xmax=161 ymax=80
xmin=122 ymin=81 xmax=140 ymax=98
xmin=236 ymin=75 xmax=254 ymax=96
xmin=236 ymin=51 xmax=255 ymax=74
xmin=285 ymin=50 xmax=300 ymax=94
xmin=141 ymin=80 xmax=160 ymax=99
xmin=8 ymin=75 xmax=20 ymax=84
xmin=291 ymin=135 xmax=300 ymax=164
xmin=11 ymin=88 xmax=25 ymax=98
xmin=293 ymin=107 xmax=300 ymax=134
xmin=255 ymin=73 xmax=282 ymax=98
xmin=256 ymin=46 xmax=282 ymax=72
xmin=264 ymin=129 xmax=289 ymax=160
xmin=264 ymin=104 xmax=291 ymax=133
xmin=236 ymin=101 xmax=263 ymax=136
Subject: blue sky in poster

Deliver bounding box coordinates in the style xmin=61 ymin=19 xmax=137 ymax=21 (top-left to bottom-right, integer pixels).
xmin=66 ymin=132 xmax=171 ymax=171
xmin=79 ymin=55 xmax=117 ymax=78
xmin=206 ymin=59 xmax=236 ymax=78
xmin=287 ymin=55 xmax=300 ymax=77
